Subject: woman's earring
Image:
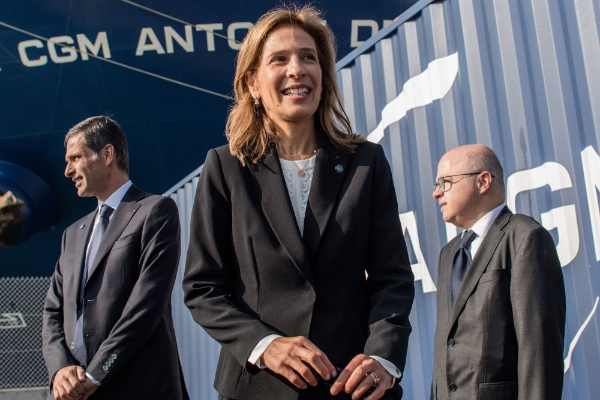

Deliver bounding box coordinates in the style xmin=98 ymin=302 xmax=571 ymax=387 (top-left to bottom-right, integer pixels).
xmin=254 ymin=98 xmax=261 ymax=108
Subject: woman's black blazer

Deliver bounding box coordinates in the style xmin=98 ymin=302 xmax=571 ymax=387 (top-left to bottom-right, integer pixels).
xmin=183 ymin=135 xmax=415 ymax=400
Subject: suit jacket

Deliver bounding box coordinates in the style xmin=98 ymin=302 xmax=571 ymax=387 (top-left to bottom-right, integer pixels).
xmin=42 ymin=185 xmax=188 ymax=400
xmin=183 ymin=136 xmax=415 ymax=400
xmin=432 ymin=206 xmax=566 ymax=400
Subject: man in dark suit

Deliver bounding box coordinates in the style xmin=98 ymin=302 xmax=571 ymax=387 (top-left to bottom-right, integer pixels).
xmin=42 ymin=116 xmax=188 ymax=400
xmin=431 ymin=144 xmax=566 ymax=399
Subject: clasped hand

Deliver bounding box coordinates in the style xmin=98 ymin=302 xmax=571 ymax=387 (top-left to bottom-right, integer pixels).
xmin=52 ymin=366 xmax=98 ymax=400
xmin=261 ymin=336 xmax=393 ymax=400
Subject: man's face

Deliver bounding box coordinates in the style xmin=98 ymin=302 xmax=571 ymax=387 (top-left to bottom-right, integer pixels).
xmin=432 ymin=150 xmax=480 ymax=228
xmin=64 ymin=134 xmax=109 ymax=198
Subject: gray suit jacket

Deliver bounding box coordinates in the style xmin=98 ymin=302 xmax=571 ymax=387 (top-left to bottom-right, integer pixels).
xmin=183 ymin=136 xmax=414 ymax=400
xmin=432 ymin=206 xmax=566 ymax=400
xmin=42 ymin=185 xmax=188 ymax=400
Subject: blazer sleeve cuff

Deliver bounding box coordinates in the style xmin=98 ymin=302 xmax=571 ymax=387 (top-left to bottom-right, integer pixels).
xmin=371 ymin=356 xmax=401 ymax=388
xmin=248 ymin=334 xmax=282 ymax=368
xmin=86 ymin=372 xmax=101 ymax=386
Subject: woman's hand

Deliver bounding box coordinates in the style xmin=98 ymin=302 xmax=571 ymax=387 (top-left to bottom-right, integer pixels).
xmin=261 ymin=336 xmax=337 ymax=389
xmin=330 ymin=354 xmax=393 ymax=400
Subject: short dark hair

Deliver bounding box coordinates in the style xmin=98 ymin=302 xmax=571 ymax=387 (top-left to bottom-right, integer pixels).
xmin=65 ymin=116 xmax=129 ymax=174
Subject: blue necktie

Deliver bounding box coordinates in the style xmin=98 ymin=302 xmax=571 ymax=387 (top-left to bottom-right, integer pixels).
xmin=450 ymin=229 xmax=478 ymax=308
xmin=72 ymin=204 xmax=113 ymax=366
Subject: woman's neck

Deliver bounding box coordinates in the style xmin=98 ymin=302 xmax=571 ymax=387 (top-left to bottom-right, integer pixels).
xmin=276 ymin=122 xmax=317 ymax=161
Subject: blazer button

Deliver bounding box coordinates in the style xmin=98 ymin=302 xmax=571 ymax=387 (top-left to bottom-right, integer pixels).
xmin=70 ymin=342 xmax=74 ymax=349
xmin=447 ymin=338 xmax=455 ymax=346
xmin=111 ymin=354 xmax=117 ymax=360
xmin=102 ymin=365 xmax=109 ymax=371
xmin=449 ymin=383 xmax=457 ymax=392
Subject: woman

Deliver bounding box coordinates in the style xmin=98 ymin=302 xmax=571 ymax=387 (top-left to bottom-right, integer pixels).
xmin=183 ymin=5 xmax=414 ymax=400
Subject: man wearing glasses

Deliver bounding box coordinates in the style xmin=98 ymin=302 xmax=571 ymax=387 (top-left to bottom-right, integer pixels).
xmin=430 ymin=144 xmax=566 ymax=400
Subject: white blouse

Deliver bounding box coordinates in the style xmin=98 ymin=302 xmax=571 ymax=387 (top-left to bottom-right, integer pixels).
xmin=279 ymin=155 xmax=316 ymax=236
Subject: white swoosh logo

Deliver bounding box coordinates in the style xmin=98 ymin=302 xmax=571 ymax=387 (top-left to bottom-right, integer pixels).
xmin=367 ymin=52 xmax=459 ymax=143
xmin=0 ymin=312 xmax=27 ymax=329
xmin=564 ymin=296 xmax=599 ymax=373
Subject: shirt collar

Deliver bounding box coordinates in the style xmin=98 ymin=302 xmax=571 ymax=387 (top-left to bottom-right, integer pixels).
xmin=97 ymin=180 xmax=133 ymax=210
xmin=469 ymin=203 xmax=505 ymax=240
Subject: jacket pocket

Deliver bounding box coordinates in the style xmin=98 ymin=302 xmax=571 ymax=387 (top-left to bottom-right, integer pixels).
xmin=479 ymin=269 xmax=506 ymax=284
xmin=478 ymin=380 xmax=517 ymax=399
xmin=111 ymin=233 xmax=137 ymax=250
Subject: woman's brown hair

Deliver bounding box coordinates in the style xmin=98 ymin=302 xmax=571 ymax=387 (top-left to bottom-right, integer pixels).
xmin=226 ymin=4 xmax=365 ymax=165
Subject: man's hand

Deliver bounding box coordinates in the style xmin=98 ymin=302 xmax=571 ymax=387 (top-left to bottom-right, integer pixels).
xmin=80 ymin=376 xmax=99 ymax=400
xmin=52 ymin=366 xmax=86 ymax=400
xmin=330 ymin=355 xmax=393 ymax=400
xmin=261 ymin=336 xmax=337 ymax=389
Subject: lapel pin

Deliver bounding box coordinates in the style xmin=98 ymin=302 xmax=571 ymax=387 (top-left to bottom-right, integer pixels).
xmin=80 ymin=224 xmax=85 ymax=229
xmin=335 ymin=164 xmax=344 ymax=173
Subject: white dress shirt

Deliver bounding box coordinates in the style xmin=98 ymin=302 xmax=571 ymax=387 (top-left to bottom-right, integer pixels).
xmin=84 ymin=180 xmax=132 ymax=385
xmin=85 ymin=181 xmax=132 ymax=256
xmin=279 ymin=156 xmax=316 ymax=235
xmin=468 ymin=203 xmax=505 ymax=259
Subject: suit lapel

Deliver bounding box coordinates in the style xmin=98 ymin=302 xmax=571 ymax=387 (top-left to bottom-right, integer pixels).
xmin=87 ymin=185 xmax=145 ymax=281
xmin=74 ymin=212 xmax=95 ymax=305
xmin=249 ymin=147 xmax=314 ymax=286
xmin=440 ymin=236 xmax=460 ymax=321
xmin=303 ymin=135 xmax=349 ymax=261
xmin=450 ymin=207 xmax=512 ymax=327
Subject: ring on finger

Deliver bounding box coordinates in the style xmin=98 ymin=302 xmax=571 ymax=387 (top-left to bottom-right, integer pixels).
xmin=368 ymin=372 xmax=380 ymax=387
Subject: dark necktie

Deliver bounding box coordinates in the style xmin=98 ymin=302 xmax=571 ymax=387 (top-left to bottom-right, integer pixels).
xmin=450 ymin=229 xmax=478 ymax=308
xmin=72 ymin=204 xmax=114 ymax=366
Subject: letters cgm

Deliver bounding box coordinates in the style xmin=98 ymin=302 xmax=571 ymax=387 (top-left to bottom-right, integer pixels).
xmin=18 ymin=32 xmax=111 ymax=67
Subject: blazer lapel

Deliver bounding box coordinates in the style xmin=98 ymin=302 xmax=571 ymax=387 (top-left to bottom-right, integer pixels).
xmin=87 ymin=185 xmax=145 ymax=281
xmin=450 ymin=207 xmax=512 ymax=327
xmin=303 ymin=135 xmax=350 ymax=261
xmin=440 ymin=236 xmax=460 ymax=321
xmin=74 ymin=212 xmax=95 ymax=305
xmin=249 ymin=148 xmax=313 ymax=286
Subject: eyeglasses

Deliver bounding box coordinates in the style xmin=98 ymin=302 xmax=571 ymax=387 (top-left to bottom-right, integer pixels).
xmin=433 ymin=172 xmax=494 ymax=192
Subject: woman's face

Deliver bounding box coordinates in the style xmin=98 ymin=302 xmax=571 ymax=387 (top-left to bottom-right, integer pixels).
xmin=247 ymin=25 xmax=323 ymax=128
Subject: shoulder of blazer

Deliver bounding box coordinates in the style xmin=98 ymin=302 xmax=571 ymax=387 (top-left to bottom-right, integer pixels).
xmin=214 ymin=144 xmax=242 ymax=164
xmin=348 ymin=140 xmax=382 ymax=162
xmin=122 ymin=186 xmax=179 ymax=220
xmin=488 ymin=206 xmax=545 ymax=236
xmin=498 ymin=209 xmax=554 ymax=251
xmin=209 ymin=144 xmax=250 ymax=175
xmin=502 ymin=211 xmax=543 ymax=232
xmin=214 ymin=143 xmax=232 ymax=157
xmin=354 ymin=139 xmax=381 ymax=153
